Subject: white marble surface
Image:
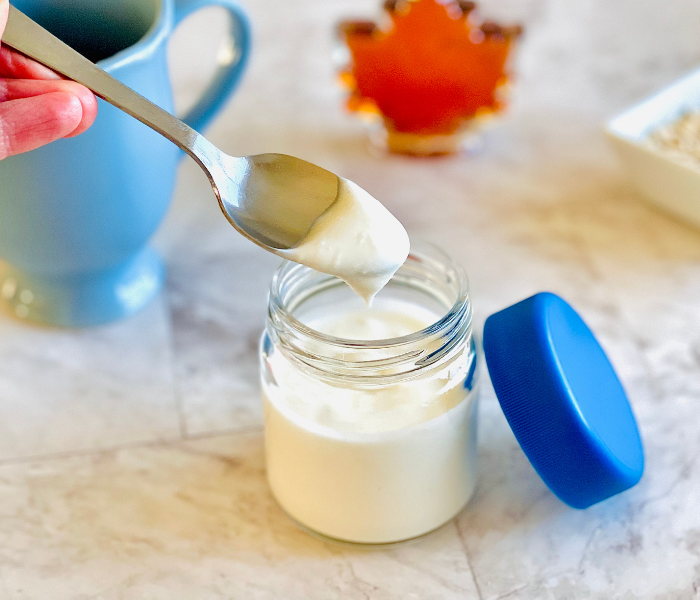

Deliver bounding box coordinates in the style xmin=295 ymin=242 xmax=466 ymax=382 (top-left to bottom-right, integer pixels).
xmin=2 ymin=0 xmax=700 ymax=597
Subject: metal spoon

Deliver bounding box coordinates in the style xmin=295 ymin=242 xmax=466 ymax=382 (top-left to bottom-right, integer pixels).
xmin=2 ymin=5 xmax=339 ymax=251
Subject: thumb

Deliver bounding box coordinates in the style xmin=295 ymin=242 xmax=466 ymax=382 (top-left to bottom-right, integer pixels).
xmin=0 ymin=0 xmax=8 ymax=40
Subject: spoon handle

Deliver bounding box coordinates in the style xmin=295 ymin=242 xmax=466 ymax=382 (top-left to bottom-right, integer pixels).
xmin=2 ymin=6 xmax=218 ymax=168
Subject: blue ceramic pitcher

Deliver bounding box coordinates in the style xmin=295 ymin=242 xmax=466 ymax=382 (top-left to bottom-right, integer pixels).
xmin=0 ymin=0 xmax=250 ymax=326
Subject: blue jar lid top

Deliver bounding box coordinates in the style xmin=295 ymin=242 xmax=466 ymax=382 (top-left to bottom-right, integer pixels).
xmin=483 ymin=292 xmax=644 ymax=509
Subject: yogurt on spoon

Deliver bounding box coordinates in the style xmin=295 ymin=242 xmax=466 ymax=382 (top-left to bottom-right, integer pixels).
xmin=281 ymin=177 xmax=410 ymax=304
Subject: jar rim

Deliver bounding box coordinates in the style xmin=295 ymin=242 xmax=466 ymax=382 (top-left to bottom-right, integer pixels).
xmin=268 ymin=242 xmax=469 ymax=347
xmin=265 ymin=242 xmax=473 ymax=383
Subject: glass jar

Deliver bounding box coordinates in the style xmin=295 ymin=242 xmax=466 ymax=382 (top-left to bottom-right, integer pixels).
xmin=260 ymin=243 xmax=478 ymax=545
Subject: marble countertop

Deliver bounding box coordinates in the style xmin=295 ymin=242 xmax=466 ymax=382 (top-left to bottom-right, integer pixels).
xmin=3 ymin=0 xmax=700 ymax=597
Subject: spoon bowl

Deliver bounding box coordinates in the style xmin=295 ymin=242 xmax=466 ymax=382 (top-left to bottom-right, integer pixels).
xmin=212 ymin=153 xmax=339 ymax=250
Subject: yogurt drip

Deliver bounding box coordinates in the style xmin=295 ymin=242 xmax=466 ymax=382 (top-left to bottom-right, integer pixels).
xmin=282 ymin=178 xmax=410 ymax=304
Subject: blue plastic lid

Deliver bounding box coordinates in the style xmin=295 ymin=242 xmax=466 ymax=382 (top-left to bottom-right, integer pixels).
xmin=483 ymin=292 xmax=644 ymax=509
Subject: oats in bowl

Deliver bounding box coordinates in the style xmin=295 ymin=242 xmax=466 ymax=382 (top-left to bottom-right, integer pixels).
xmin=647 ymin=111 xmax=700 ymax=171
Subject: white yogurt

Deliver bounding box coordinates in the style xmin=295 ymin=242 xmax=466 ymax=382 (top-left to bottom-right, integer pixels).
xmin=262 ymin=301 xmax=478 ymax=544
xmin=282 ymin=178 xmax=410 ymax=304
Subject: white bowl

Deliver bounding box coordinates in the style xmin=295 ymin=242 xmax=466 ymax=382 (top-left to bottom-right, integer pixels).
xmin=606 ymin=67 xmax=700 ymax=227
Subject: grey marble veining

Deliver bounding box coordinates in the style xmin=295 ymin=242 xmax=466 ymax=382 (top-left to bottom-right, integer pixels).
xmin=0 ymin=434 xmax=481 ymax=600
xmin=1 ymin=0 xmax=700 ymax=597
xmin=0 ymin=298 xmax=180 ymax=462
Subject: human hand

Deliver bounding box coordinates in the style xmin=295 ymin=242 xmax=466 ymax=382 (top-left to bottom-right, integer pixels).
xmin=0 ymin=0 xmax=97 ymax=160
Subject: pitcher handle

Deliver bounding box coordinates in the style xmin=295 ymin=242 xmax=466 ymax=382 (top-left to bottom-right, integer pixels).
xmin=172 ymin=0 xmax=251 ymax=133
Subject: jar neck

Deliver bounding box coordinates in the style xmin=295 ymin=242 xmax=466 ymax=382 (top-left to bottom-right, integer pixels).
xmin=266 ymin=243 xmax=473 ymax=385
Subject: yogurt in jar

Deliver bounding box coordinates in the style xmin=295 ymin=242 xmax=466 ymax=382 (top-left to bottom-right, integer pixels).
xmin=261 ymin=247 xmax=477 ymax=544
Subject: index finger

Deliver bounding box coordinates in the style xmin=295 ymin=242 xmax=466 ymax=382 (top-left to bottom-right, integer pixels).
xmin=0 ymin=1 xmax=61 ymax=80
xmin=0 ymin=46 xmax=62 ymax=80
